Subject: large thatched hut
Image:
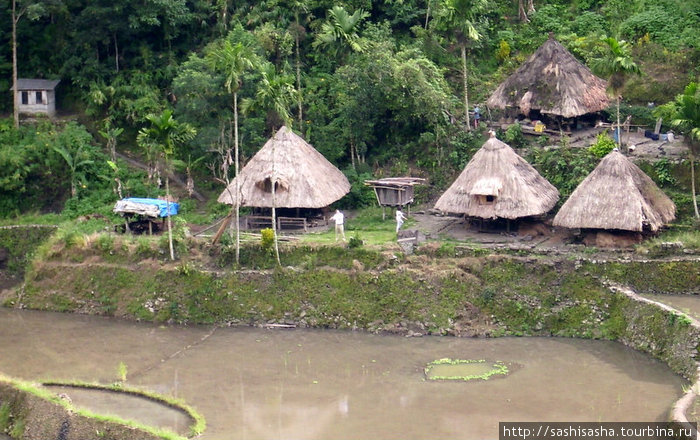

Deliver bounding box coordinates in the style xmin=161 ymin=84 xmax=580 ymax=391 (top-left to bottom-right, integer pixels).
xmin=217 ymin=126 xmax=350 ymax=212
xmin=486 ymin=35 xmax=609 ymax=120
xmin=553 ymin=150 xmax=675 ymax=233
xmin=434 ymin=135 xmax=559 ymax=221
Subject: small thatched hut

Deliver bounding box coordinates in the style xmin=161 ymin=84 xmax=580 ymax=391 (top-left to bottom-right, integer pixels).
xmin=217 ymin=126 xmax=350 ymax=210
xmin=434 ymin=135 xmax=559 ymax=220
xmin=553 ymin=150 xmax=675 ymax=232
xmin=486 ymin=35 xmax=609 ymax=119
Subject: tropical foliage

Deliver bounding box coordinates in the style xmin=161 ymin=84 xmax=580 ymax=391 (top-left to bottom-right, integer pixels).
xmin=1 ymin=0 xmax=699 ymax=220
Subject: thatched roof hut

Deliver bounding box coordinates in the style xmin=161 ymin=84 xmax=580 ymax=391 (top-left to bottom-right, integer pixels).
xmin=434 ymin=136 xmax=559 ymax=219
xmin=486 ymin=36 xmax=610 ymax=118
xmin=553 ymin=150 xmax=675 ymax=232
xmin=217 ymin=126 xmax=350 ymax=208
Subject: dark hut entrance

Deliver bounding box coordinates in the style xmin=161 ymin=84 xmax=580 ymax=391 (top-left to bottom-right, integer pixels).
xmin=467 ymin=216 xmax=515 ymax=234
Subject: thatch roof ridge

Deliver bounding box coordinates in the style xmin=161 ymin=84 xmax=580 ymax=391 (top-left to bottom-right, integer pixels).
xmin=486 ymin=37 xmax=610 ymax=118
xmin=434 ymin=136 xmax=559 ymax=219
xmin=553 ymin=150 xmax=676 ymax=232
xmin=217 ymin=126 xmax=350 ymax=208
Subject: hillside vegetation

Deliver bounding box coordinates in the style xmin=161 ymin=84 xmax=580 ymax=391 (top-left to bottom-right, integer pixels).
xmin=1 ymin=0 xmax=699 ymax=224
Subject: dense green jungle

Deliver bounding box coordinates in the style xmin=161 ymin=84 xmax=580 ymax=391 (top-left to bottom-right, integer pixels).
xmin=1 ymin=0 xmax=699 ymax=226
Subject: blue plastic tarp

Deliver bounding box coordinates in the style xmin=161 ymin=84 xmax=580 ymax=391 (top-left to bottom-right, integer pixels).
xmin=115 ymin=198 xmax=179 ymax=217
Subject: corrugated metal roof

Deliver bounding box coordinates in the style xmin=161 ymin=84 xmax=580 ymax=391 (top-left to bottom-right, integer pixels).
xmin=10 ymin=79 xmax=60 ymax=91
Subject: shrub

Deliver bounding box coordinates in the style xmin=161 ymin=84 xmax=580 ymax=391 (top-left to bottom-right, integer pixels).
xmin=495 ymin=40 xmax=511 ymax=63
xmin=260 ymin=228 xmax=275 ymax=252
xmin=503 ymin=123 xmax=527 ymax=148
xmin=96 ymin=234 xmax=115 ymax=253
xmin=348 ymin=235 xmax=364 ymax=249
xmin=588 ymin=133 xmax=617 ymax=158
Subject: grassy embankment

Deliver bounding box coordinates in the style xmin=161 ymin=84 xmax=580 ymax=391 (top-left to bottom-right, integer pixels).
xmin=3 ymin=215 xmax=699 ymax=377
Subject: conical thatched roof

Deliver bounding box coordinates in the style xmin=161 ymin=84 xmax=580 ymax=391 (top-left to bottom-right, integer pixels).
xmin=217 ymin=126 xmax=350 ymax=208
xmin=553 ymin=150 xmax=675 ymax=232
xmin=486 ymin=36 xmax=610 ymax=118
xmin=434 ymin=136 xmax=559 ymax=219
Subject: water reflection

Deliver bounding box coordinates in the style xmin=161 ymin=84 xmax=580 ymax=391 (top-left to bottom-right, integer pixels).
xmin=0 ymin=309 xmax=687 ymax=440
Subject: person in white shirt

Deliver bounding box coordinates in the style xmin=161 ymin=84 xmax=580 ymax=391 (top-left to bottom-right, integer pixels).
xmin=395 ymin=209 xmax=407 ymax=233
xmin=330 ymin=209 xmax=346 ymax=242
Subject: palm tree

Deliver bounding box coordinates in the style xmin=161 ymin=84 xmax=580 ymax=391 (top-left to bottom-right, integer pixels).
xmin=242 ymin=63 xmax=297 ymax=129
xmin=288 ymin=0 xmax=311 ymax=134
xmin=206 ymin=37 xmax=255 ymax=265
xmin=591 ymin=37 xmax=641 ymax=149
xmin=313 ymin=5 xmax=369 ymax=62
xmin=52 ymin=143 xmax=94 ymax=198
xmin=431 ymin=0 xmax=485 ymax=131
xmin=656 ymin=82 xmax=700 ymax=218
xmin=137 ymin=110 xmax=196 ymax=260
xmin=243 ymin=64 xmax=298 ymax=266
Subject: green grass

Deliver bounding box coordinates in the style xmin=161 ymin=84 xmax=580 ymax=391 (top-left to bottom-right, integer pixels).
xmin=299 ymin=207 xmax=412 ymax=246
xmin=639 ymin=229 xmax=700 ymax=254
xmin=0 ymin=213 xmax=63 ymax=226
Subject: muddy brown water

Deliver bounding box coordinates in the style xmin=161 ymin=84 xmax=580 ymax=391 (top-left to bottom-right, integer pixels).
xmin=0 ymin=309 xmax=687 ymax=439
xmin=642 ymin=294 xmax=700 ymax=321
xmin=44 ymin=385 xmax=192 ymax=434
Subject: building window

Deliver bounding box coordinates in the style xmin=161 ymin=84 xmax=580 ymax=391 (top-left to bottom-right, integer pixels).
xmin=35 ymin=91 xmax=43 ymax=104
xmin=21 ymin=91 xmax=28 ymax=105
xmin=477 ymin=195 xmax=496 ymax=205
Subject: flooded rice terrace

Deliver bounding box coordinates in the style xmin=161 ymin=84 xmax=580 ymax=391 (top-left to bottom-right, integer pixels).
xmin=0 ymin=308 xmax=686 ymax=439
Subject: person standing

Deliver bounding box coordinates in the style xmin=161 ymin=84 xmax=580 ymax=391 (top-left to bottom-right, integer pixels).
xmin=330 ymin=209 xmax=346 ymax=242
xmin=473 ymin=105 xmax=481 ymax=129
xmin=395 ymin=208 xmax=407 ymax=233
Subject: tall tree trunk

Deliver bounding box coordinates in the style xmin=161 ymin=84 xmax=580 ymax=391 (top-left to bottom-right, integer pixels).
xmin=296 ymin=30 xmax=303 ymax=135
xmin=12 ymin=0 xmax=19 ymax=128
xmin=691 ymin=151 xmax=699 ymax=218
xmin=166 ymin=176 xmax=175 ymax=261
xmin=424 ymin=0 xmax=431 ymax=29
xmin=114 ymin=33 xmax=119 ymax=72
xmin=270 ymin=138 xmax=281 ymax=266
xmin=461 ymin=45 xmax=471 ymax=132
xmin=350 ymin=141 xmax=356 ymax=170
xmin=526 ymin=0 xmax=536 ymax=15
xmin=518 ymin=0 xmax=530 ymax=22
xmin=234 ymin=92 xmax=241 ymax=265
xmin=616 ymin=95 xmax=623 ymax=151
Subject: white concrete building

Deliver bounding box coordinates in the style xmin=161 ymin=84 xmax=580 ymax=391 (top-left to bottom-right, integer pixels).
xmin=11 ymin=79 xmax=60 ymax=117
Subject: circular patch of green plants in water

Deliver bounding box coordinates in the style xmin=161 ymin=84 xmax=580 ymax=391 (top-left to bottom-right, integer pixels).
xmin=424 ymin=358 xmax=509 ymax=381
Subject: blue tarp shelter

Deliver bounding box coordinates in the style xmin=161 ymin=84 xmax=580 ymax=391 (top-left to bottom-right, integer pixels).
xmin=113 ymin=198 xmax=179 ymax=218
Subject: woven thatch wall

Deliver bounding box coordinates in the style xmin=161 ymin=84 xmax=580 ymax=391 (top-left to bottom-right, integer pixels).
xmin=434 ymin=137 xmax=559 ymax=219
xmin=218 ymin=126 xmax=350 ymax=209
xmin=486 ymin=37 xmax=609 ymax=118
xmin=553 ymin=150 xmax=676 ymax=232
